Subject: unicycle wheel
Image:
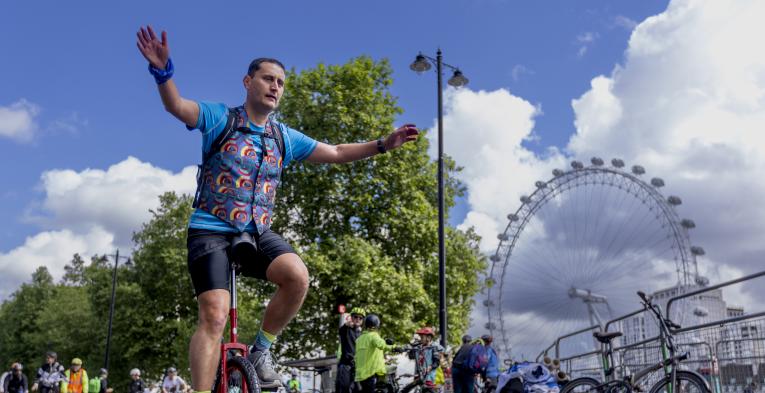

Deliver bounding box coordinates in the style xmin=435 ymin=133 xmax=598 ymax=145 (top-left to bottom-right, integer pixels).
xmin=213 ymin=355 xmax=260 ymax=393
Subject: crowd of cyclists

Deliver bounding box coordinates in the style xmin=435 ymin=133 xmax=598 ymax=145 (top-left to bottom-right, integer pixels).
xmin=336 ymin=307 xmax=499 ymax=393
xmin=0 ymin=352 xmax=193 ymax=393
xmin=2 ymin=309 xmax=496 ymax=393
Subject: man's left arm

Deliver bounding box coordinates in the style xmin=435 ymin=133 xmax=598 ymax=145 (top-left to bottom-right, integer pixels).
xmin=307 ymin=124 xmax=418 ymax=164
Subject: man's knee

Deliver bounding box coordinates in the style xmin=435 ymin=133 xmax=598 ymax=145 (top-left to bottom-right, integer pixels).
xmin=268 ymin=254 xmax=309 ymax=294
xmin=197 ymin=290 xmax=229 ymax=334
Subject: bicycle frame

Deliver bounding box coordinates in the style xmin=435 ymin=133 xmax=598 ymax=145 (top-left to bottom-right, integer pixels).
xmin=596 ymin=295 xmax=687 ymax=391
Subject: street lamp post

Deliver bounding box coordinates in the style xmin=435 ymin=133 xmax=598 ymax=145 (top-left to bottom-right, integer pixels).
xmin=104 ymin=249 xmax=130 ymax=370
xmin=410 ymin=50 xmax=468 ymax=348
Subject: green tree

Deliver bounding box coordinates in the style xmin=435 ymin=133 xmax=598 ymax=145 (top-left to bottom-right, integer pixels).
xmin=273 ymin=56 xmax=485 ymax=349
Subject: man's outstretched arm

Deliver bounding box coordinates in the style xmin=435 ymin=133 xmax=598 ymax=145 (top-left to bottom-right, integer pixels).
xmin=307 ymin=124 xmax=419 ymax=164
xmin=136 ymin=25 xmax=199 ymax=128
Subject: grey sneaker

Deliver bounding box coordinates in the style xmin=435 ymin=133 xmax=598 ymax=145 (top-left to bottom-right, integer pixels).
xmin=248 ymin=350 xmax=283 ymax=387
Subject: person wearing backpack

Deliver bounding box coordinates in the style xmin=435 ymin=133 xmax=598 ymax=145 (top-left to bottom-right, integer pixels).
xmin=136 ymin=26 xmax=419 ymax=393
xmin=451 ymin=338 xmax=487 ymax=393
xmin=481 ymin=335 xmax=499 ymax=393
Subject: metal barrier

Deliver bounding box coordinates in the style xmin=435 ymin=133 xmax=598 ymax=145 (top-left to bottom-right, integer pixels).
xmin=539 ymin=269 xmax=765 ymax=393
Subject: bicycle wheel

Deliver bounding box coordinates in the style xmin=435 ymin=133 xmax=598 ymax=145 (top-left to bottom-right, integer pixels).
xmin=647 ymin=371 xmax=709 ymax=393
xmin=560 ymin=378 xmax=600 ymax=393
xmin=213 ymin=355 xmax=260 ymax=393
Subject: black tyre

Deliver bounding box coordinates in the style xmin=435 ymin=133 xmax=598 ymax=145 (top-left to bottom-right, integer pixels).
xmin=213 ymin=355 xmax=260 ymax=393
xmin=561 ymin=378 xmax=601 ymax=393
xmin=648 ymin=371 xmax=709 ymax=393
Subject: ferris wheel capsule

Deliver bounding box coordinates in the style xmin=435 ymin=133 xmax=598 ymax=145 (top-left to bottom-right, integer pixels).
xmin=552 ymin=169 xmax=564 ymax=177
xmin=681 ymin=219 xmax=696 ymax=229
xmin=631 ymin=165 xmax=646 ymax=175
xmin=668 ymin=196 xmax=683 ymax=206
xmin=691 ymin=246 xmax=705 ymax=256
xmin=651 ymin=178 xmax=665 ymax=187
xmin=520 ymin=195 xmax=532 ymax=204
xmin=591 ymin=157 xmax=604 ymax=166
xmin=611 ymin=158 xmax=625 ymax=168
xmin=535 ymin=181 xmax=547 ymax=189
xmin=507 ymin=213 xmax=519 ymax=221
xmin=571 ymin=161 xmax=584 ymax=169
xmin=490 ymin=254 xmax=501 ymax=262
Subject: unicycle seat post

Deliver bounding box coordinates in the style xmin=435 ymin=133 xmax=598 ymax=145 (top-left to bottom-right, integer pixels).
xmin=230 ymin=262 xmax=239 ymax=343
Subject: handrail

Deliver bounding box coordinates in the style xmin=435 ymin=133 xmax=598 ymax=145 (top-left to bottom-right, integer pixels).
xmin=554 ymin=324 xmax=600 ymax=359
xmin=666 ymin=270 xmax=765 ymax=333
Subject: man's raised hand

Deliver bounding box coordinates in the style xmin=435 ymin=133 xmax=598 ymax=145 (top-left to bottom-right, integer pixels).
xmin=384 ymin=124 xmax=419 ymax=151
xmin=136 ymin=25 xmax=169 ymax=69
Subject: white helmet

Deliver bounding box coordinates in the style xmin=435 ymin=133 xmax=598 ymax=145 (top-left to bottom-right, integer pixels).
xmin=130 ymin=368 xmax=141 ymax=377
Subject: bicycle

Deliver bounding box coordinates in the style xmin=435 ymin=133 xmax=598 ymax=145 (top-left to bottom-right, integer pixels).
xmin=211 ymin=260 xmax=260 ymax=393
xmin=561 ymin=291 xmax=710 ymax=393
xmin=382 ymin=342 xmax=438 ymax=393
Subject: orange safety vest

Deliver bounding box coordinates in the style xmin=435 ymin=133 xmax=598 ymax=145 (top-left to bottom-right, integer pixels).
xmin=66 ymin=369 xmax=85 ymax=393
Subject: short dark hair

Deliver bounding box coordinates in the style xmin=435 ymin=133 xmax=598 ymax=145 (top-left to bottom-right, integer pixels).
xmin=247 ymin=58 xmax=286 ymax=77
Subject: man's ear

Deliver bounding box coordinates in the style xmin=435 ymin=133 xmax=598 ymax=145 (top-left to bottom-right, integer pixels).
xmin=243 ymin=75 xmax=252 ymax=89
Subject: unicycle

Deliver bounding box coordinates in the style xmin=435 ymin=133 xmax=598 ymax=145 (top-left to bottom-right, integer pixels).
xmin=211 ymin=260 xmax=260 ymax=393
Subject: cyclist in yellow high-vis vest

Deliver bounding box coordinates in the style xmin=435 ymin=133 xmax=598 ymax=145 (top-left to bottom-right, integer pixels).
xmin=60 ymin=359 xmax=88 ymax=393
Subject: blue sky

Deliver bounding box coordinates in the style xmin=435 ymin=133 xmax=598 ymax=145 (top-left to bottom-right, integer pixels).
xmin=1 ymin=0 xmax=668 ymax=252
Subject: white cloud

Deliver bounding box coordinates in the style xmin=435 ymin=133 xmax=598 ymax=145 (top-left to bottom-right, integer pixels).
xmin=443 ymin=0 xmax=765 ymax=358
xmin=0 ymin=227 xmax=115 ymax=299
xmin=33 ymin=156 xmax=198 ymax=247
xmin=428 ymin=88 xmax=566 ymax=253
xmin=511 ymin=64 xmax=534 ymax=82
xmin=0 ymin=99 xmax=40 ymax=142
xmin=613 ymin=15 xmax=638 ymax=31
xmin=576 ymin=32 xmax=599 ymax=58
xmin=1 ymin=157 xmax=198 ymax=300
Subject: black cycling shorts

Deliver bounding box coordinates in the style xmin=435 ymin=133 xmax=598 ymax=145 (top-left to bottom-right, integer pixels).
xmin=187 ymin=228 xmax=297 ymax=296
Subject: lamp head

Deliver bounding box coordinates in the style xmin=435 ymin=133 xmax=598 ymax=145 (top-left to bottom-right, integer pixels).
xmin=410 ymin=54 xmax=432 ymax=74
xmin=448 ymin=69 xmax=469 ymax=87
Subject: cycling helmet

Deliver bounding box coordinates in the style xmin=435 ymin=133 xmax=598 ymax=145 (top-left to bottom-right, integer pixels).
xmin=461 ymin=334 xmax=472 ymax=344
xmin=12 ymin=363 xmax=23 ymax=371
xmin=130 ymin=368 xmax=141 ymax=377
xmin=46 ymin=351 xmax=58 ymax=359
xmin=350 ymin=307 xmax=366 ymax=318
xmin=364 ymin=313 xmax=381 ymax=329
xmin=481 ymin=334 xmax=493 ymax=344
xmin=99 ymin=369 xmax=108 ymax=376
xmin=416 ymin=327 xmax=435 ymax=336
xmin=291 ymin=369 xmax=298 ymax=377
xmin=71 ymin=358 xmax=83 ymax=366
xmin=167 ymin=367 xmax=177 ymax=373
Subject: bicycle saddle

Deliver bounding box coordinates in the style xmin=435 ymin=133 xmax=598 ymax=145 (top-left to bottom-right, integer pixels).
xmin=593 ymin=331 xmax=623 ymax=344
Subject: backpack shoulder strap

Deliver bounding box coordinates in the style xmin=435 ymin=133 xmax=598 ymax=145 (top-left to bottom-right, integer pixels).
xmin=268 ymin=117 xmax=286 ymax=158
xmin=203 ymin=107 xmax=239 ymax=163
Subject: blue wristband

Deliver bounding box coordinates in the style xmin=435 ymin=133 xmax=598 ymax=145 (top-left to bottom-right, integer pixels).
xmin=148 ymin=58 xmax=174 ymax=85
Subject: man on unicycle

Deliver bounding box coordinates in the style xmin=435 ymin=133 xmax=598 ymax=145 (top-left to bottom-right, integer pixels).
xmin=136 ymin=25 xmax=419 ymax=393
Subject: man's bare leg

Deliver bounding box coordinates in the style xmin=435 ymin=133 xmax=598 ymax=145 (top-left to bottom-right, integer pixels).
xmin=247 ymin=253 xmax=309 ymax=385
xmin=263 ymin=253 xmax=309 ymax=333
xmin=190 ymin=289 xmax=230 ymax=391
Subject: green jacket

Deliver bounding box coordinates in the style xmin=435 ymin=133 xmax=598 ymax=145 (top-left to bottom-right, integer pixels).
xmin=354 ymin=330 xmax=393 ymax=382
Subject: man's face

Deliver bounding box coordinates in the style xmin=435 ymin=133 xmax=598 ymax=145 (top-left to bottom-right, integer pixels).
xmin=351 ymin=315 xmax=363 ymax=327
xmin=244 ymin=62 xmax=285 ymax=113
xmin=46 ymin=356 xmax=55 ymax=364
xmin=71 ymin=365 xmax=81 ymax=372
xmin=168 ymin=372 xmax=176 ymax=380
xmin=420 ymin=334 xmax=433 ymax=345
xmin=132 ymin=374 xmax=140 ymax=380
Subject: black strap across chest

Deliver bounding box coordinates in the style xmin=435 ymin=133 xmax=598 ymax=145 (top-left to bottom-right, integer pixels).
xmin=203 ymin=107 xmax=285 ymax=164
